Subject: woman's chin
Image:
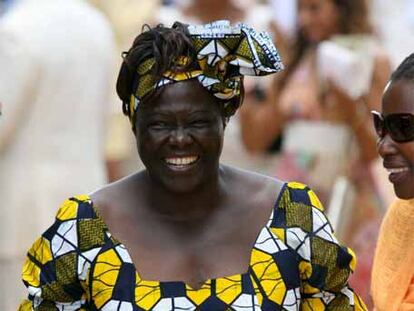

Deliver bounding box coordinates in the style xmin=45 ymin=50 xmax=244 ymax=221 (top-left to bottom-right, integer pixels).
xmin=394 ymin=186 xmax=414 ymax=200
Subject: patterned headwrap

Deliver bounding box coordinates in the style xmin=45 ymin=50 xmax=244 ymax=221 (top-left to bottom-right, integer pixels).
xmin=124 ymin=20 xmax=284 ymax=125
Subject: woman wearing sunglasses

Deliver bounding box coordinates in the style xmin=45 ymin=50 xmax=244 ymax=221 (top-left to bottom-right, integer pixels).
xmin=371 ymin=53 xmax=414 ymax=310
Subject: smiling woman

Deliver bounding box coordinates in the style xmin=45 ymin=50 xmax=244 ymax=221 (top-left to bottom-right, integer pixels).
xmin=376 ymin=78 xmax=414 ymax=198
xmin=371 ymin=54 xmax=414 ymax=311
xmin=18 ymin=21 xmax=366 ymax=310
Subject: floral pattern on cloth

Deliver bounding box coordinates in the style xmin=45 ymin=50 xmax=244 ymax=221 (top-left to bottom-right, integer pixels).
xmin=19 ymin=183 xmax=366 ymax=310
xmin=125 ymin=20 xmax=284 ymax=126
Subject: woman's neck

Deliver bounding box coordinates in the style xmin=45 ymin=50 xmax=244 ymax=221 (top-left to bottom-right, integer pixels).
xmin=141 ymin=167 xmax=227 ymax=224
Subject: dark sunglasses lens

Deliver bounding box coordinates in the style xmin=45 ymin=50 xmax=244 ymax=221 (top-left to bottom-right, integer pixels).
xmin=387 ymin=114 xmax=414 ymax=142
xmin=372 ymin=113 xmax=385 ymax=137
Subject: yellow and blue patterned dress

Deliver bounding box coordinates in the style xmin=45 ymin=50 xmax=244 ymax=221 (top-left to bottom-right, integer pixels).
xmin=19 ymin=182 xmax=366 ymax=310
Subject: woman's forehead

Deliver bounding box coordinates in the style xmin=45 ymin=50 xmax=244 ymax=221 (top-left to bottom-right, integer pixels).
xmin=139 ymin=80 xmax=219 ymax=114
xmin=382 ymin=79 xmax=414 ymax=114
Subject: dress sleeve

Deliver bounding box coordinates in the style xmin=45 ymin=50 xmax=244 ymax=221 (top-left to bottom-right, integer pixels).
xmin=18 ymin=195 xmax=95 ymax=310
xmin=280 ymin=182 xmax=367 ymax=310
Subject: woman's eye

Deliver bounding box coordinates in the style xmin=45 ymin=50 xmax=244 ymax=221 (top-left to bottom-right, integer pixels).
xmin=148 ymin=122 xmax=168 ymax=129
xmin=190 ymin=120 xmax=210 ymax=127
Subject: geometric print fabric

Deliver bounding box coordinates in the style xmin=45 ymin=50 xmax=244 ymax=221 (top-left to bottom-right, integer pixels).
xmin=18 ymin=183 xmax=367 ymax=310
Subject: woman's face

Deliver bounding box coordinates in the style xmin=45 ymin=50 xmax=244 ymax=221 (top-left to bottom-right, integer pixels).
xmin=298 ymin=0 xmax=340 ymax=43
xmin=378 ymin=79 xmax=414 ymax=200
xmin=135 ymin=80 xmax=225 ymax=193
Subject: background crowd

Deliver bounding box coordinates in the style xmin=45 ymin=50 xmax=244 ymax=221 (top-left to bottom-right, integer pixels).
xmin=1 ymin=0 xmax=414 ymax=310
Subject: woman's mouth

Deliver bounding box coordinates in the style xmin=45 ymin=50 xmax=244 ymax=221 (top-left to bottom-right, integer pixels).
xmin=164 ymin=156 xmax=200 ymax=170
xmin=386 ymin=166 xmax=412 ymax=184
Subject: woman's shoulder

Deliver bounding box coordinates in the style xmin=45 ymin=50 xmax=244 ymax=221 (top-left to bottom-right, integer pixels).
xmin=50 ymin=179 xmax=130 ymax=228
xmin=270 ymin=182 xmax=329 ymax=242
xmin=89 ymin=171 xmax=144 ymax=210
xmin=33 ymin=175 xmax=148 ymax=256
xmin=223 ymin=164 xmax=285 ymax=198
xmin=379 ymin=199 xmax=414 ymax=237
xmin=221 ymin=165 xmax=284 ymax=215
xmin=223 ymin=165 xmax=323 ymax=209
xmin=53 ymin=194 xmax=97 ymax=223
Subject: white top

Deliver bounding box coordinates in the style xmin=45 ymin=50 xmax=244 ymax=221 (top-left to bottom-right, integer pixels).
xmin=0 ymin=0 xmax=116 ymax=258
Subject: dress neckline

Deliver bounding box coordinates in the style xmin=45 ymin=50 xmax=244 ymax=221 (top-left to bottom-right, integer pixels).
xmin=86 ymin=182 xmax=288 ymax=291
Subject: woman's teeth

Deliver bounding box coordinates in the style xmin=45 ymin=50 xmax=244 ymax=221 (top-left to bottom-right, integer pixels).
xmin=387 ymin=167 xmax=410 ymax=174
xmin=165 ymin=156 xmax=199 ymax=166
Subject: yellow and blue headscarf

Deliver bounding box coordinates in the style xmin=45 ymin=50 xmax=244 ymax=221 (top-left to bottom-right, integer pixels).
xmin=124 ymin=20 xmax=284 ymax=125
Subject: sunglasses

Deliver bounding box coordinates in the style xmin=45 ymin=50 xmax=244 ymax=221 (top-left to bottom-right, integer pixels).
xmin=371 ymin=110 xmax=414 ymax=143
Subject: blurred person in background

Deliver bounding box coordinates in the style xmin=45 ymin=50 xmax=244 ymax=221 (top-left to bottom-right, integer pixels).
xmin=0 ymin=0 xmax=115 ymax=309
xmin=371 ymin=0 xmax=414 ymax=68
xmin=371 ymin=53 xmax=414 ymax=311
xmin=239 ymin=0 xmax=390 ymax=304
xmin=158 ymin=0 xmax=272 ymax=27
xmin=268 ymin=0 xmax=297 ymax=41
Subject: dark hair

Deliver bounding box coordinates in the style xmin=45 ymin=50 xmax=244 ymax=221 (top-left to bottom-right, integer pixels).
xmin=390 ymin=53 xmax=414 ymax=82
xmin=116 ymin=22 xmax=197 ymax=109
xmin=278 ymin=0 xmax=372 ymax=89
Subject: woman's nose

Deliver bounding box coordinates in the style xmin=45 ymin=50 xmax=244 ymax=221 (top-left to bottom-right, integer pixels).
xmin=169 ymin=126 xmax=192 ymax=147
xmin=377 ymin=134 xmax=398 ymax=158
